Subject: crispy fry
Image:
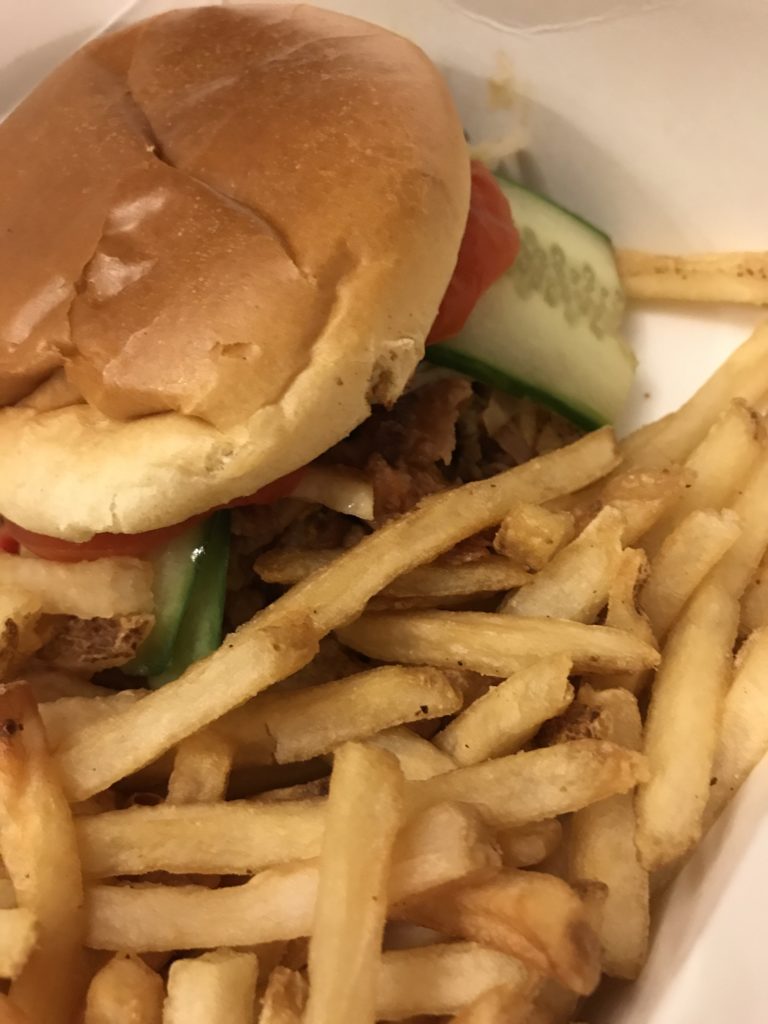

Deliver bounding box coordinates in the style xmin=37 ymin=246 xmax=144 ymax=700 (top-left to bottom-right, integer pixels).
xmin=255 ymin=549 xmax=531 ymax=597
xmin=85 ymin=799 xmax=494 ymax=950
xmin=621 ymin=324 xmax=768 ymax=476
xmin=568 ymin=687 xmax=649 ymax=979
xmin=338 ymin=611 xmax=659 ymax=676
xmin=636 ymin=580 xmax=738 ymax=870
xmin=58 ymin=430 xmax=617 ymax=801
xmin=56 ymin=615 xmax=319 ymax=801
xmin=741 ymin=552 xmax=768 ymax=634
xmin=0 ymin=909 xmax=36 ymax=980
xmin=0 ymin=552 xmax=153 ymax=618
xmin=586 ymin=548 xmax=655 ymax=694
xmin=259 ymin=967 xmax=308 ymax=1024
xmin=39 ymin=690 xmax=147 ymax=750
xmin=389 ymin=802 xmax=501 ymax=895
xmin=84 ymin=954 xmax=164 ymax=1024
xmin=219 ymin=666 xmax=462 ymax=765
xmin=0 ymin=994 xmax=32 ymax=1024
xmin=166 ymin=729 xmax=234 ymax=804
xmin=598 ymin=467 xmax=691 ymax=545
xmin=397 ymin=870 xmax=601 ymax=995
xmin=305 ymin=744 xmax=404 ymax=1024
xmin=77 ymin=799 xmax=326 ymax=877
xmin=449 ymin=981 xmax=538 ymax=1024
xmin=493 ymin=502 xmax=575 ymax=570
xmin=433 ymin=656 xmax=573 ymax=765
xmin=365 ymin=727 xmax=457 ymax=780
xmin=407 ymin=740 xmax=648 ymax=829
xmin=497 ymin=820 xmax=563 ymax=869
xmin=500 ymin=507 xmax=624 ymax=622
xmin=708 ymin=628 xmax=768 ymax=823
xmin=376 ymin=943 xmax=532 ymax=1021
xmin=641 ymin=508 xmax=741 ymax=639
xmin=163 ymin=949 xmax=258 ymax=1024
xmin=642 ymin=400 xmax=761 ymax=555
xmin=0 ymin=683 xmax=87 ymax=1024
xmin=616 ymin=248 xmax=768 ymax=305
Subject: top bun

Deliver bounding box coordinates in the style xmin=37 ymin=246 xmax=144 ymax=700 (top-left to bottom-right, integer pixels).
xmin=0 ymin=4 xmax=469 ymax=540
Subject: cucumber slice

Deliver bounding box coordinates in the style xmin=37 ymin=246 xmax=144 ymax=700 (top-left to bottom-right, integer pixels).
xmin=124 ymin=521 xmax=206 ymax=677
xmin=427 ymin=176 xmax=636 ymax=428
xmin=149 ymin=511 xmax=231 ymax=688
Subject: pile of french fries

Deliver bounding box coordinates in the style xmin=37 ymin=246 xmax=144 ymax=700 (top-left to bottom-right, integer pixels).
xmin=4 ymin=322 xmax=768 ymax=1023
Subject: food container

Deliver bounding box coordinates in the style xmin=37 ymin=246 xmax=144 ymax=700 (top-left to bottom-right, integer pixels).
xmin=2 ymin=0 xmax=766 ymax=1018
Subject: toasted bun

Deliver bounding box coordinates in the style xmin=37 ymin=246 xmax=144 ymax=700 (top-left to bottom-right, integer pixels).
xmin=0 ymin=4 xmax=469 ymax=540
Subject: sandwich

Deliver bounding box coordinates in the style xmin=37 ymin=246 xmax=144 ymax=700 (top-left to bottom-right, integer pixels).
xmin=0 ymin=3 xmax=631 ymax=683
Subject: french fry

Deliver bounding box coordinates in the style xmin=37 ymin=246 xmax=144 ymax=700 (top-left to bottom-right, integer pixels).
xmin=0 ymin=591 xmax=43 ymax=682
xmin=0 ymin=878 xmax=15 ymax=908
xmin=619 ymin=323 xmax=768 ymax=472
xmin=39 ymin=690 xmax=147 ymax=750
xmin=0 ymin=994 xmax=32 ymax=1024
xmin=23 ymin=668 xmax=114 ymax=702
xmin=598 ymin=467 xmax=691 ymax=544
xmin=0 ymin=683 xmax=87 ymax=1024
xmin=493 ymin=502 xmax=575 ymax=570
xmin=586 ymin=548 xmax=655 ymax=694
xmin=84 ymin=954 xmax=164 ymax=1024
xmin=636 ymin=580 xmax=739 ymax=870
xmin=56 ymin=615 xmax=319 ymax=802
xmin=219 ymin=666 xmax=462 ymax=765
xmin=376 ymin=943 xmax=532 ymax=1021
xmin=255 ymin=549 xmax=531 ymax=597
xmin=305 ymin=743 xmax=404 ymax=1024
xmin=396 ymin=870 xmax=601 ymax=995
xmin=641 ymin=509 xmax=741 ymax=639
xmin=166 ymin=729 xmax=234 ymax=804
xmin=163 ymin=949 xmax=258 ymax=1024
xmin=85 ymin=797 xmax=495 ymax=950
xmin=497 ymin=820 xmax=563 ymax=869
xmin=259 ymin=967 xmax=307 ymax=1024
xmin=707 ymin=628 xmax=768 ymax=823
xmin=449 ymin=982 xmax=538 ymax=1024
xmin=741 ymin=552 xmax=768 ymax=634
xmin=433 ymin=656 xmax=573 ymax=765
xmin=0 ymin=909 xmax=36 ymax=980
xmin=58 ymin=430 xmax=618 ymax=801
xmin=389 ymin=802 xmax=501 ymax=896
xmin=642 ymin=400 xmax=761 ymax=556
xmin=0 ymin=552 xmax=154 ymax=618
xmin=407 ymin=739 xmax=648 ymax=829
xmin=568 ymin=687 xmax=649 ymax=979
xmin=77 ymin=799 xmax=327 ymax=878
xmin=338 ymin=611 xmax=659 ymax=677
xmin=365 ymin=727 xmax=457 ymax=780
xmin=615 ymin=248 xmax=768 ymax=305
xmin=704 ymin=447 xmax=768 ymax=594
xmin=500 ymin=507 xmax=624 ymax=622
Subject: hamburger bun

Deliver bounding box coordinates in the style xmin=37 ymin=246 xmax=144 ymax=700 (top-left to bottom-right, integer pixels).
xmin=0 ymin=4 xmax=469 ymax=540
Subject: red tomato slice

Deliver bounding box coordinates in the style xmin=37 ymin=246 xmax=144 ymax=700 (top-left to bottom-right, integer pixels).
xmin=0 ymin=468 xmax=305 ymax=562
xmin=428 ymin=161 xmax=520 ymax=345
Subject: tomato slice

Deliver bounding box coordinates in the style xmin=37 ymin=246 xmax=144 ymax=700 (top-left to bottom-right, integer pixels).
xmin=428 ymin=161 xmax=520 ymax=345
xmin=0 ymin=468 xmax=305 ymax=562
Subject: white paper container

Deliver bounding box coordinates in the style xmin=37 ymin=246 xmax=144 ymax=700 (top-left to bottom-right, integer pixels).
xmin=2 ymin=1 xmax=767 ymax=1018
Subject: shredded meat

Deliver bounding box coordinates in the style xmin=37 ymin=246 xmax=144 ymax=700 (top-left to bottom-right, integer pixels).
xmin=329 ymin=378 xmax=473 ymax=522
xmin=38 ymin=614 xmax=154 ymax=672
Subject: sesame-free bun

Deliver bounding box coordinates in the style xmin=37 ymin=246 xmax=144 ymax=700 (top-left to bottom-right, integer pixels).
xmin=0 ymin=4 xmax=469 ymax=540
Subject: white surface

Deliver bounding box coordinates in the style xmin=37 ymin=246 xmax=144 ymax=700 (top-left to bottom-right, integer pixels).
xmin=2 ymin=1 xmax=768 ymax=1020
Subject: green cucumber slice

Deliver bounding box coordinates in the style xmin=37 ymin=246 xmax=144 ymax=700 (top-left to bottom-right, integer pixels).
xmin=427 ymin=175 xmax=636 ymax=428
xmin=149 ymin=511 xmax=231 ymax=688
xmin=124 ymin=521 xmax=206 ymax=677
